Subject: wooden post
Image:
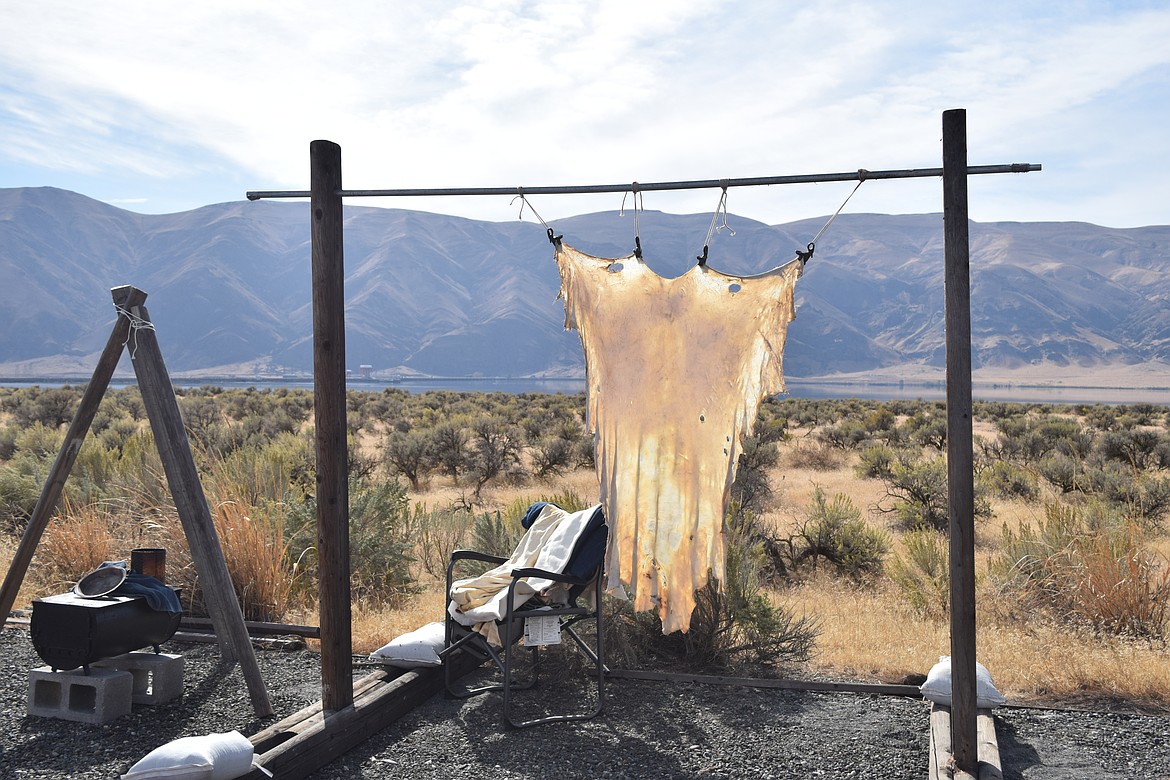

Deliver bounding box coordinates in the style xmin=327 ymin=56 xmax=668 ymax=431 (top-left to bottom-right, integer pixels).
xmin=943 ymin=107 xmax=978 ymax=774
xmin=114 ymin=285 xmax=273 ymax=717
xmin=0 ymin=288 xmax=141 ymax=619
xmin=310 ymin=140 xmax=353 ymax=713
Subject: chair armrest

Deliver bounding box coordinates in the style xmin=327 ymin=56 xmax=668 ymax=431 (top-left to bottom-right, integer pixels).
xmin=449 ymin=549 xmax=508 ymax=566
xmin=510 ymin=567 xmax=593 ymax=587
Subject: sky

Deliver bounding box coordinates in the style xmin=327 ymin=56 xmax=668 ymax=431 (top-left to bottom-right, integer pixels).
xmin=1 ymin=1 xmax=1168 ymax=228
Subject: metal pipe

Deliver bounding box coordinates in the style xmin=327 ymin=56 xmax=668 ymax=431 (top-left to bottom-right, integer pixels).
xmin=246 ymin=163 xmax=1040 ymax=201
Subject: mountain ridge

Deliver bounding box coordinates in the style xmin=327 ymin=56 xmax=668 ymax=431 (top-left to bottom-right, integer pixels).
xmin=2 ymin=186 xmax=1169 ymax=386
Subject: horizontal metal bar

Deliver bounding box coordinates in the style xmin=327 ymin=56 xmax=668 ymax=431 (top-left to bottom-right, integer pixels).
xmin=245 ymin=163 xmax=1041 ymax=201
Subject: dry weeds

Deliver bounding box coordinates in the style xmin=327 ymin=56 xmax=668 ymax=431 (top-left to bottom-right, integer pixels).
xmin=6 ymin=419 xmax=1169 ymax=710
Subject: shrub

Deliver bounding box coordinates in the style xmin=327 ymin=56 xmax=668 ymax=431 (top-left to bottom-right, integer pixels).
xmin=285 ymin=476 xmax=418 ymax=606
xmin=573 ymin=435 xmax=596 ymax=469
xmin=531 ymin=437 xmax=574 ymax=479
xmin=1082 ymin=404 xmax=1120 ymax=432
xmin=995 ymin=415 xmax=1092 ymax=463
xmin=817 ymin=420 xmax=868 ymax=450
xmin=14 ymin=422 xmax=63 ymax=459
xmin=788 ymin=487 xmax=889 ymax=579
xmin=904 ymin=411 xmax=947 ymax=450
xmin=0 ymin=424 xmax=18 ymax=461
xmin=9 ymin=386 xmax=81 ymax=428
xmin=346 ymin=478 xmax=418 ymax=605
xmin=855 ymin=443 xmax=897 ymax=480
xmin=471 ymin=509 xmax=523 ymax=560
xmin=785 ymin=440 xmax=844 ymax=471
xmin=991 ymin=503 xmax=1170 ymax=639
xmin=731 ymin=436 xmax=778 ymax=515
xmin=429 ymin=420 xmax=470 ymax=482
xmin=1036 ymin=452 xmax=1082 ymax=494
xmin=862 ymin=406 xmax=898 ymax=441
xmin=877 ymin=451 xmax=991 ymax=531
xmin=0 ymin=461 xmax=44 ymax=532
xmin=407 ymin=503 xmax=473 ymax=579
xmin=978 ymin=460 xmax=1039 ymax=502
xmin=606 ymin=512 xmax=820 ymax=672
xmin=1099 ymin=429 xmax=1170 ymax=471
xmin=383 ymin=430 xmax=433 ymax=490
xmin=888 ymin=529 xmax=950 ymax=619
xmin=468 ymin=417 xmax=525 ymax=495
xmin=752 ymin=404 xmax=789 ymax=444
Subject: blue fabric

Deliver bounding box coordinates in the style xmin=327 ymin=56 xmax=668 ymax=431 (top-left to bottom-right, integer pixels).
xmin=521 ymin=502 xmax=551 ymax=529
xmin=116 ymin=573 xmax=183 ymax=613
xmin=99 ymin=561 xmax=182 ymax=613
xmin=565 ymin=506 xmax=607 ymax=580
xmin=519 ymin=502 xmax=607 ymax=580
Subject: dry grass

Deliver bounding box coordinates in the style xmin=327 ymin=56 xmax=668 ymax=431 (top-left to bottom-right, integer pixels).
xmin=352 ymin=587 xmax=446 ymax=655
xmin=787 ymin=569 xmax=1170 ymax=709
xmin=787 ymin=573 xmax=947 ymax=682
xmin=9 ymin=411 xmax=1170 ymax=710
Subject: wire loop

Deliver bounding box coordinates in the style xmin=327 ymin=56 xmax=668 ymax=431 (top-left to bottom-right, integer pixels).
xmin=621 ymin=184 xmax=645 ymax=259
xmin=115 ymin=304 xmax=156 ymax=359
xmin=512 ymin=192 xmax=561 ymax=244
xmin=697 ymin=186 xmax=735 ymax=266
xmin=798 ymin=176 xmax=867 ymax=266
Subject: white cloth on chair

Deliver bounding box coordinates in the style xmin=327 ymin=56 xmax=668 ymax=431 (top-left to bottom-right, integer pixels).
xmin=448 ymin=503 xmax=602 ymax=645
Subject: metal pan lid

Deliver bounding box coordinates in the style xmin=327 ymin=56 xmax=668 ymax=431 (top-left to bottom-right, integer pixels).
xmin=73 ymin=566 xmax=127 ymax=598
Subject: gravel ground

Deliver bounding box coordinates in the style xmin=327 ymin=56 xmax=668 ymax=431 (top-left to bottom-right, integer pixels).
xmin=3 ymin=626 xmax=1170 ymax=779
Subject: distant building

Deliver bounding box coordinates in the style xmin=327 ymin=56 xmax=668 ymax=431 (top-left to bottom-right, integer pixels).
xmin=359 ymin=364 xmax=373 ymax=378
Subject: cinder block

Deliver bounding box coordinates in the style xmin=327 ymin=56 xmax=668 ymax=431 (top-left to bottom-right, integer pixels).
xmin=27 ymin=666 xmax=133 ymax=724
xmin=93 ymin=651 xmax=184 ymax=705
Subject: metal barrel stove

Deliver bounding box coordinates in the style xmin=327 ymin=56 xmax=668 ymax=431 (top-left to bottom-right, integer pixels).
xmin=30 ymin=558 xmax=181 ymax=673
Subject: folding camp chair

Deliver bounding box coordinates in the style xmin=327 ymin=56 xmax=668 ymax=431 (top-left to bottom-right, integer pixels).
xmin=441 ymin=502 xmax=607 ymax=728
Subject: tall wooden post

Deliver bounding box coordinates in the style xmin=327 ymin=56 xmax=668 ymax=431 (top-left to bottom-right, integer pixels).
xmin=310 ymin=140 xmax=353 ymax=713
xmin=943 ymin=108 xmax=977 ymax=774
xmin=116 ymin=286 xmax=273 ymax=716
xmin=0 ymin=289 xmax=141 ymax=620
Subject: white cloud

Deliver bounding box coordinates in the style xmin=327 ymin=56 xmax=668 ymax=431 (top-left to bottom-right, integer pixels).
xmin=0 ymin=0 xmax=1167 ymax=225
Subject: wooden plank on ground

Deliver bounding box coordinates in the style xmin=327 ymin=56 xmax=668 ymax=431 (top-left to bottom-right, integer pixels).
xmin=243 ymin=668 xmax=440 ymax=779
xmin=929 ymin=703 xmax=1003 ymax=780
xmin=977 ymin=711 xmax=1003 ymax=780
xmin=607 ymin=668 xmax=920 ymax=698
xmin=179 ymin=616 xmax=321 ymax=639
xmin=243 ymin=653 xmax=483 ymax=780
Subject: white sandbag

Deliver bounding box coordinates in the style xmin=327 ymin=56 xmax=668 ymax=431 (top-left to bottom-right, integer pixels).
xmin=919 ymin=655 xmax=1007 ymax=709
xmin=368 ymin=621 xmax=446 ymax=669
xmin=121 ymin=730 xmax=257 ymax=780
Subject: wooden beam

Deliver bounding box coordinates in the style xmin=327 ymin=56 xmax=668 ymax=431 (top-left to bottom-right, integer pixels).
xmin=179 ymin=616 xmax=321 ymax=639
xmin=114 ymin=285 xmax=272 ymax=717
xmin=606 ymin=669 xmax=921 ymax=698
xmin=243 ymin=652 xmax=483 ymax=780
xmin=0 ymin=287 xmax=140 ymax=619
xmin=943 ymin=107 xmax=978 ymax=775
xmin=977 ymin=710 xmax=1003 ymax=780
xmin=244 ymin=668 xmax=437 ymax=779
xmin=928 ymin=703 xmax=1003 ymax=780
xmin=310 ymin=139 xmax=353 ymax=713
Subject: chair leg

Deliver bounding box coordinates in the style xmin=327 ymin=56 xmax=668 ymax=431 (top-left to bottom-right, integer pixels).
xmin=503 ymin=617 xmax=605 ymax=728
xmin=444 ymin=629 xmax=539 ymax=700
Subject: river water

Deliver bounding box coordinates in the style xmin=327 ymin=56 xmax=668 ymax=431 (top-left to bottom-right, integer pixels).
xmin=6 ymin=376 xmax=1170 ymax=405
